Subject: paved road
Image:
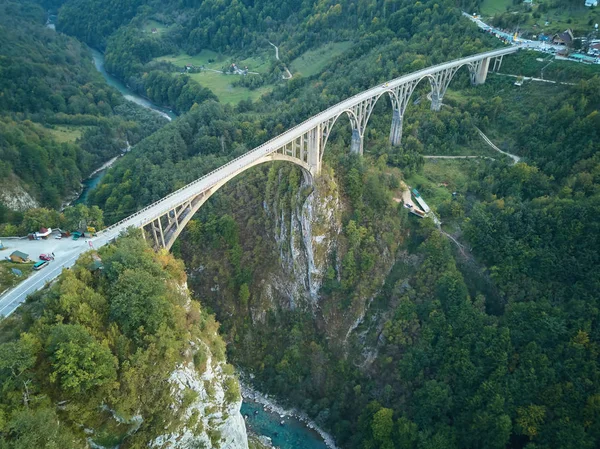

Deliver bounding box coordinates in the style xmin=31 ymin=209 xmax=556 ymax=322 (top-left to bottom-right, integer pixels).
xmin=0 ymin=237 xmax=90 ymax=316
xmin=0 ymin=47 xmax=517 ymax=317
xmin=462 ymin=12 xmax=567 ymax=53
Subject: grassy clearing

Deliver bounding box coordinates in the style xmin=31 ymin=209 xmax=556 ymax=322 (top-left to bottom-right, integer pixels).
xmin=45 ymin=125 xmax=86 ymax=143
xmin=290 ymin=41 xmax=353 ymax=78
xmin=156 ymin=50 xmax=271 ymax=73
xmin=479 ymin=0 xmax=514 ymax=16
xmin=156 ymin=50 xmax=275 ymax=103
xmin=142 ymin=19 xmax=169 ymax=34
xmin=479 ymin=0 xmax=599 ymax=35
xmin=237 ymin=54 xmax=272 ymax=74
xmin=529 ymin=6 xmax=600 ymax=35
xmin=0 ymin=261 xmax=34 ymax=293
xmin=156 ymin=50 xmax=225 ymax=68
xmin=405 ymin=159 xmax=480 ymax=209
xmin=188 ymin=72 xmax=272 ymax=104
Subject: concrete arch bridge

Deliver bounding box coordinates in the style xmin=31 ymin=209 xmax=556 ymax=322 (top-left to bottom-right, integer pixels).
xmin=96 ymin=47 xmax=517 ymax=251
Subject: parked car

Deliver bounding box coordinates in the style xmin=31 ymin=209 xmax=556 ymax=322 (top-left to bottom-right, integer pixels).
xmin=39 ymin=254 xmax=54 ymax=261
xmin=33 ymin=261 xmax=49 ymax=270
xmin=54 ymin=235 xmax=62 ymax=239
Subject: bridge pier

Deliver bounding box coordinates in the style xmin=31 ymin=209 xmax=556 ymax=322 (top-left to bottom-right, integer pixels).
xmin=430 ymin=90 xmax=443 ymax=111
xmin=350 ymin=128 xmax=363 ymax=154
xmin=389 ymin=109 xmax=403 ymax=146
xmin=473 ymin=57 xmax=490 ymax=85
xmin=307 ymin=126 xmax=322 ymax=175
xmin=492 ymin=55 xmax=503 ymax=72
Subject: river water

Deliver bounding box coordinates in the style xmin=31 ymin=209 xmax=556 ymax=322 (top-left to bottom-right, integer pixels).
xmin=74 ymin=50 xmax=176 ymax=204
xmin=90 ymin=49 xmax=176 ymax=121
xmin=242 ymin=399 xmax=329 ymax=449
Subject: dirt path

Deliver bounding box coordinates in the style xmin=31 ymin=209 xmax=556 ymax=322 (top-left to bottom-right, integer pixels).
xmin=268 ymin=41 xmax=292 ymax=79
xmin=423 ymin=155 xmax=496 ymax=161
xmin=475 ymin=127 xmax=520 ymax=164
xmin=495 ymin=72 xmax=576 ymax=86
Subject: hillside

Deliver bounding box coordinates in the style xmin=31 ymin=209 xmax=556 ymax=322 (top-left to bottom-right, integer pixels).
xmin=0 ymin=231 xmax=248 ymax=448
xmin=0 ymin=0 xmax=165 ymax=215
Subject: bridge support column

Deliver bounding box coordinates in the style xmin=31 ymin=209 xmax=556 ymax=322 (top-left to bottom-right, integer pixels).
xmin=350 ymin=128 xmax=363 ymax=155
xmin=430 ymin=90 xmax=442 ymax=111
xmin=307 ymin=126 xmax=321 ymax=176
xmin=150 ymin=222 xmax=160 ymax=250
xmin=492 ymin=55 xmax=503 ymax=72
xmin=389 ymin=109 xmax=403 ymax=146
xmin=473 ymin=57 xmax=490 ymax=85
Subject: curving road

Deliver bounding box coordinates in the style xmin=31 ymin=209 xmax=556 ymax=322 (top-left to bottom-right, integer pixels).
xmin=0 ymin=47 xmax=517 ymax=317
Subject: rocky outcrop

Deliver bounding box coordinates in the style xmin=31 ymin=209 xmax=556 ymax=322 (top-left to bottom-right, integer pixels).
xmin=152 ymin=340 xmax=248 ymax=449
xmin=0 ymin=175 xmax=39 ymax=211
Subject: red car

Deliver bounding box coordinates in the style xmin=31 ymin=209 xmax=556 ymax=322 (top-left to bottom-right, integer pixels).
xmin=39 ymin=254 xmax=54 ymax=261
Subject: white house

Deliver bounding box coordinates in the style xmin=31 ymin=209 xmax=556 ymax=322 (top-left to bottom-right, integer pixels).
xmin=585 ymin=0 xmax=598 ymax=7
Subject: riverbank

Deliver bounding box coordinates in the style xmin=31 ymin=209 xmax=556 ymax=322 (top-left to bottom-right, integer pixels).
xmin=241 ymin=382 xmax=339 ymax=449
xmin=90 ymin=49 xmax=176 ymax=121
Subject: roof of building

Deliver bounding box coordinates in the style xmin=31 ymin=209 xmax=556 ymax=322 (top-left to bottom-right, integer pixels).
xmin=554 ymin=29 xmax=574 ymax=44
xmin=11 ymin=250 xmax=29 ymax=259
xmin=36 ymin=227 xmax=52 ymax=237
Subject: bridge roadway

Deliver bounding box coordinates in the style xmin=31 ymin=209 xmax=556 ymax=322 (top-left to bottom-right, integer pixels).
xmin=0 ymin=47 xmax=517 ymax=317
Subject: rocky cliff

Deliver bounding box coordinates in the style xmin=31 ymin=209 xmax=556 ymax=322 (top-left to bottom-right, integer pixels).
xmin=153 ymin=334 xmax=248 ymax=449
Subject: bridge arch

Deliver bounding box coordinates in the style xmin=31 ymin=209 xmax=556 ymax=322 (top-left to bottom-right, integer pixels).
xmin=320 ymin=108 xmax=361 ymax=158
xmin=147 ymin=154 xmax=312 ymax=250
xmin=95 ymin=48 xmax=517 ymax=252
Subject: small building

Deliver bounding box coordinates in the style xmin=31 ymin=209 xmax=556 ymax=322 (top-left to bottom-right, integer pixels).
xmin=10 ymin=251 xmax=30 ymax=263
xmin=151 ymin=28 xmax=158 ymax=33
xmin=585 ymin=0 xmax=598 ymax=7
xmin=35 ymin=227 xmax=52 ymax=239
xmin=552 ymin=29 xmax=574 ymax=46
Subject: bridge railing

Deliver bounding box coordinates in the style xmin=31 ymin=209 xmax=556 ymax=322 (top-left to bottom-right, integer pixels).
xmin=97 ymin=47 xmax=517 ymax=237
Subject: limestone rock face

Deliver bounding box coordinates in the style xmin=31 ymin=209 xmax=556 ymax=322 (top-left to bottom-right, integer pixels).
xmin=152 ymin=339 xmax=248 ymax=449
xmin=257 ymin=167 xmax=342 ymax=314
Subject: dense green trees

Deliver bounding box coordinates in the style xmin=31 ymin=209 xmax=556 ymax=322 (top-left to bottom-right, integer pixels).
xmin=0 ymin=0 xmax=166 ymax=216
xmin=3 ymin=1 xmax=599 ymax=449
xmin=0 ymin=232 xmax=233 ymax=447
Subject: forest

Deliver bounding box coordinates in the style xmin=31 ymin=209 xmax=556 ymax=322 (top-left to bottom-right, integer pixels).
xmin=0 ymin=0 xmax=165 ymax=231
xmin=0 ymin=232 xmax=240 ymax=448
xmin=1 ymin=0 xmax=600 ymax=448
